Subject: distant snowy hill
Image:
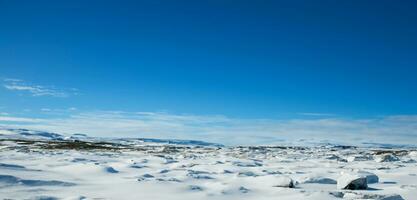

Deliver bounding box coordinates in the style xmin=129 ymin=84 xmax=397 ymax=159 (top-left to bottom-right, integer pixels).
xmin=0 ymin=128 xmax=64 ymax=140
xmin=0 ymin=127 xmax=223 ymax=147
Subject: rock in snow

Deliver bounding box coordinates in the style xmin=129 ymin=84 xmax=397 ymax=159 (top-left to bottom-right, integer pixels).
xmin=356 ymin=170 xmax=379 ymax=184
xmin=337 ymin=173 xmax=368 ymax=190
xmin=105 ymin=167 xmax=119 ymax=173
xmin=273 ymin=176 xmax=295 ymax=188
xmin=347 ymin=155 xmax=372 ymax=162
xmin=239 ymin=186 xmax=250 ymax=193
xmin=375 ymin=154 xmax=400 ymax=162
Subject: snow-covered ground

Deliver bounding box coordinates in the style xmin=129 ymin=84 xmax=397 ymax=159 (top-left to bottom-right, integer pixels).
xmin=0 ymin=128 xmax=416 ymax=200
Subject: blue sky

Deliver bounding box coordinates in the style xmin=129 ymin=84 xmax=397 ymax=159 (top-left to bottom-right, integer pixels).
xmin=1 ymin=1 xmax=417 ymax=145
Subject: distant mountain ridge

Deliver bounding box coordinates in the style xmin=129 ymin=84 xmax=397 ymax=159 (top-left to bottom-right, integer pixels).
xmin=0 ymin=127 xmax=223 ymax=147
xmin=1 ymin=127 xmax=415 ymax=149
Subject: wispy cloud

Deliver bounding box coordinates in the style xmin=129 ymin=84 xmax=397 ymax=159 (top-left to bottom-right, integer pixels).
xmin=1 ymin=111 xmax=417 ymax=146
xmin=298 ymin=112 xmax=336 ymax=117
xmin=2 ymin=78 xmax=77 ymax=97
xmin=39 ymin=107 xmax=79 ymax=116
xmin=0 ymin=116 xmax=43 ymax=123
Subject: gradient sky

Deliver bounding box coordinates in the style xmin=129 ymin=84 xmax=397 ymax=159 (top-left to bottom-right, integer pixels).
xmin=1 ymin=1 xmax=417 ymax=144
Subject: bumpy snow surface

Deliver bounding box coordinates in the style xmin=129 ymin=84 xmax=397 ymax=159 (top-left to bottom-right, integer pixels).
xmin=0 ymin=128 xmax=416 ymax=200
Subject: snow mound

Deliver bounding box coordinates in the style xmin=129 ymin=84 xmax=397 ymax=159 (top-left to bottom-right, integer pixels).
xmin=342 ymin=192 xmax=404 ymax=200
xmin=0 ymin=174 xmax=75 ymax=187
xmin=301 ymin=176 xmax=337 ymax=184
xmin=0 ymin=128 xmax=64 ymax=140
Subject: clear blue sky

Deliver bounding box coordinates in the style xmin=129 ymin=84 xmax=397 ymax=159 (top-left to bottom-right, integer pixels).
xmin=1 ymin=0 xmax=417 ymax=119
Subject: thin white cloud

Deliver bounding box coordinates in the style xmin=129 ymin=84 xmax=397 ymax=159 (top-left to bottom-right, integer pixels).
xmin=298 ymin=112 xmax=336 ymax=117
xmin=39 ymin=107 xmax=79 ymax=116
xmin=2 ymin=78 xmax=76 ymax=97
xmin=3 ymin=78 xmax=23 ymax=82
xmin=1 ymin=111 xmax=417 ymax=146
xmin=0 ymin=116 xmax=43 ymax=123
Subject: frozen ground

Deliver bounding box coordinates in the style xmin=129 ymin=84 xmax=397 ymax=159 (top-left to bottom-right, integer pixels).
xmin=0 ymin=128 xmax=416 ymax=200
